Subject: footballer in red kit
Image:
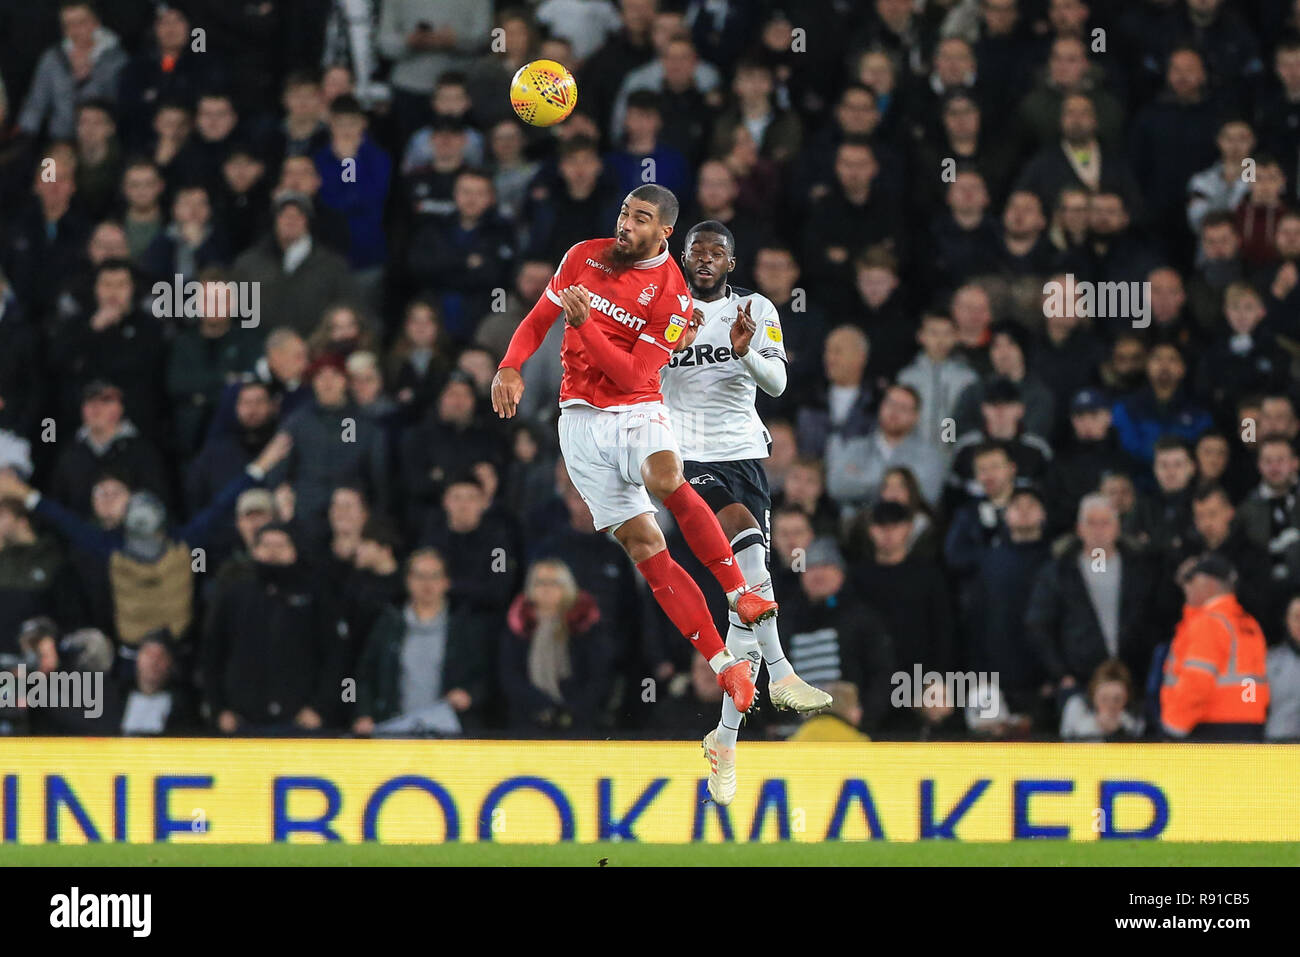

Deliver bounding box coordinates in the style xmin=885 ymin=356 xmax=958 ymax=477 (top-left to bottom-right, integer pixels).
xmin=491 ymin=184 xmax=775 ymax=714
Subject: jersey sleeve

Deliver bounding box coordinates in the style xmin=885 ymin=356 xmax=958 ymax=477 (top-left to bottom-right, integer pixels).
xmin=639 ymin=270 xmax=694 ymax=356
xmin=751 ymin=295 xmax=788 ymax=362
xmin=544 ymin=243 xmax=584 ymax=307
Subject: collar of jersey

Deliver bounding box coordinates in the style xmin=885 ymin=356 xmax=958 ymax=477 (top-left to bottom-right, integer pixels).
xmin=633 ymin=241 xmax=670 ymax=269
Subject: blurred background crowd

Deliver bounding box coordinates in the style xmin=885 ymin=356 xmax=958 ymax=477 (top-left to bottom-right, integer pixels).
xmin=1 ymin=0 xmax=1299 ymax=741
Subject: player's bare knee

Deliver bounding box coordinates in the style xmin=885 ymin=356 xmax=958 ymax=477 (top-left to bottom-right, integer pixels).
xmin=717 ymin=503 xmax=759 ymax=539
xmin=641 ymin=451 xmax=683 ymax=500
xmin=612 ymin=514 xmax=665 ymax=563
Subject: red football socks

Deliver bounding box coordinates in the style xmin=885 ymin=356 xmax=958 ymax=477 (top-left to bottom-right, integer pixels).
xmin=662 ymin=482 xmax=748 ymax=594
xmin=636 ymin=548 xmax=726 ymax=660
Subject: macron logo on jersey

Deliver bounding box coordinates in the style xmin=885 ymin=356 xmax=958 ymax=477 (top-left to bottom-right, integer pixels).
xmin=590 ymin=293 xmax=648 ymax=331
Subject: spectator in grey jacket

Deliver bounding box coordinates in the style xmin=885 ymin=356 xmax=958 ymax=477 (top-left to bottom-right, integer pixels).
xmin=826 ymin=382 xmax=947 ymax=511
xmin=1266 ymin=595 xmax=1300 ymax=741
xmin=17 ymin=2 xmax=128 ymax=140
xmin=378 ymin=0 xmax=492 ymax=140
xmin=795 ymin=325 xmax=874 ymax=458
xmin=279 ymin=353 xmax=390 ymax=546
xmin=353 ymin=548 xmax=493 ymax=737
xmin=897 ymin=311 xmax=979 ymax=449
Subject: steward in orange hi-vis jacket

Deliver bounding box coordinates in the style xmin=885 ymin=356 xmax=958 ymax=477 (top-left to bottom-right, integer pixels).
xmin=1161 ymin=555 xmax=1269 ymax=741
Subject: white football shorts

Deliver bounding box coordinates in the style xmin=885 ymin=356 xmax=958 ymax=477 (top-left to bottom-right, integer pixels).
xmin=557 ymin=401 xmax=681 ymax=532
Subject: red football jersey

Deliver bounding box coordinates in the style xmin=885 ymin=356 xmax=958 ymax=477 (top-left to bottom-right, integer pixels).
xmin=545 ymin=238 xmax=695 ymax=410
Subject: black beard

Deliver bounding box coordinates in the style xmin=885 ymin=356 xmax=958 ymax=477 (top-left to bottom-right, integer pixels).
xmin=240 ymin=421 xmax=276 ymax=454
xmin=604 ymin=239 xmax=649 ymax=270
xmin=689 ymin=274 xmax=726 ymax=299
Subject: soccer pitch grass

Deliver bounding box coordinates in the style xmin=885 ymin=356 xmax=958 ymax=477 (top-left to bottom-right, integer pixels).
xmin=1 ymin=841 xmax=1296 ymax=867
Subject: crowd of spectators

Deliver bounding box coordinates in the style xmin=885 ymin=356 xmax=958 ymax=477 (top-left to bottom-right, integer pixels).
xmin=1 ymin=0 xmax=1300 ymax=741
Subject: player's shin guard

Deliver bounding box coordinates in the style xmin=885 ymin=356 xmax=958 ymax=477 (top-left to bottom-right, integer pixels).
xmin=636 ymin=548 xmax=727 ymax=662
xmin=717 ymin=622 xmax=760 ymax=748
xmin=662 ymin=483 xmax=748 ymax=595
xmin=732 ymin=533 xmax=794 ymax=681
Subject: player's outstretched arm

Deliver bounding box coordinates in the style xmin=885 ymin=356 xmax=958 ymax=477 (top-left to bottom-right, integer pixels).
xmin=494 ymin=293 xmax=563 ymax=417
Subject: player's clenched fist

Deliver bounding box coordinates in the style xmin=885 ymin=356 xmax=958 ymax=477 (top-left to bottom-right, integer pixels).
xmin=560 ymin=284 xmax=592 ymax=327
xmin=676 ymin=307 xmax=705 ymax=351
xmin=491 ymin=366 xmax=525 ymax=419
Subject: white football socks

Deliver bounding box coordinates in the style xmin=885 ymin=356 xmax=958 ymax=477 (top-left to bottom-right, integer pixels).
xmin=716 ymin=622 xmax=758 ymax=748
xmin=735 ymin=538 xmax=793 ymax=681
xmin=715 ymin=534 xmax=793 ymax=748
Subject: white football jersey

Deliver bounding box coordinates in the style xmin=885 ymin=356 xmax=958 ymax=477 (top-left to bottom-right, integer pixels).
xmin=660 ymin=286 xmax=787 ymax=462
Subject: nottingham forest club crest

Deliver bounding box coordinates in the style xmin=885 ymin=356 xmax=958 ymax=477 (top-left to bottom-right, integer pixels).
xmin=637 ymin=283 xmax=657 ymax=306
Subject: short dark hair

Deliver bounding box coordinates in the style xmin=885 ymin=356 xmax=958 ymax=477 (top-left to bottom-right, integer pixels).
xmin=329 ymin=94 xmax=366 ymax=118
xmin=454 ymin=166 xmax=494 ymax=188
xmin=444 ymin=472 xmax=484 ymax=494
xmin=1153 ymin=435 xmax=1192 ymax=458
xmin=773 ymin=503 xmax=812 ymax=526
xmin=1192 ymin=483 xmax=1232 ymax=506
xmin=625 ymin=89 xmax=663 ymax=115
xmin=283 ymin=70 xmax=321 ymax=91
xmin=856 ymin=243 xmax=898 ymax=274
xmin=756 ymin=242 xmax=796 ymax=262
xmin=684 ymin=220 xmax=735 ymax=255
xmin=360 ymin=516 xmax=404 ymax=554
xmin=1201 ymin=210 xmax=1239 ymax=234
xmin=970 ymin=441 xmax=1012 ymax=465
xmin=559 ymin=135 xmax=599 ymax=159
xmin=1258 ymin=433 xmax=1298 ymax=456
xmin=626 ymin=184 xmax=679 ymax=227
xmin=95 ymin=258 xmax=134 ymax=281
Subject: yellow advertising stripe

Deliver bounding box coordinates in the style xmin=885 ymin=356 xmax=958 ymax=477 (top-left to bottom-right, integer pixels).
xmin=1 ymin=740 xmax=1297 ymax=845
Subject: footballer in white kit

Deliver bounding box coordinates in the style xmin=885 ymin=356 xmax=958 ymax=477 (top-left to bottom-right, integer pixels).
xmin=662 ymin=221 xmax=832 ymax=806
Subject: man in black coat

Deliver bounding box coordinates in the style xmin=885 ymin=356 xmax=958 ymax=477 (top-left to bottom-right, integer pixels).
xmin=800 ymin=140 xmax=903 ymax=316
xmin=47 ymin=260 xmax=169 ymax=445
xmin=420 ymin=474 xmax=519 ymax=616
xmin=400 ymin=374 xmax=506 ymax=530
xmin=1015 ymin=94 xmax=1143 ymax=222
xmin=954 ymin=486 xmax=1053 ymax=720
xmin=186 ymin=380 xmax=277 ymax=515
xmin=780 ymin=538 xmax=894 ymax=734
xmin=48 ymin=381 xmax=170 ymax=518
xmin=1043 ymin=387 xmax=1133 ymax=535
xmin=1 ymin=150 xmax=91 ymax=318
xmin=1026 ymin=493 xmax=1159 ymax=699
xmin=855 ymin=501 xmax=955 ymax=680
xmin=202 ymin=523 xmax=348 ymax=734
xmin=404 ymin=168 xmax=516 ymax=344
